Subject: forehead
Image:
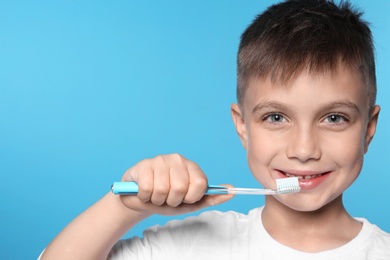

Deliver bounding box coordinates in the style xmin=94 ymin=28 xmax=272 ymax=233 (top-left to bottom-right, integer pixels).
xmin=243 ymin=65 xmax=370 ymax=113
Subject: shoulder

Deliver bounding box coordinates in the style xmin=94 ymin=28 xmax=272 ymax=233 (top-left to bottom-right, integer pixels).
xmin=359 ymin=218 xmax=390 ymax=242
xmin=358 ymin=218 xmax=390 ymax=256
xmin=369 ymin=223 xmax=390 ymax=246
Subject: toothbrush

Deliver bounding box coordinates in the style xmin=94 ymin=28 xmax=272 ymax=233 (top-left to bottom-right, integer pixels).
xmin=111 ymin=177 xmax=300 ymax=195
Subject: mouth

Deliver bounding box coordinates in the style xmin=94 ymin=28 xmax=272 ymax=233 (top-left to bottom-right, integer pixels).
xmin=280 ymin=171 xmax=328 ymax=180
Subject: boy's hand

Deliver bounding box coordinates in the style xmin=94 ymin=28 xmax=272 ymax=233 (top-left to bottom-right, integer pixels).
xmin=119 ymin=154 xmax=233 ymax=216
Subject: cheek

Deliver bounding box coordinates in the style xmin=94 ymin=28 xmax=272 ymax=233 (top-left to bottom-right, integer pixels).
xmin=245 ymin=129 xmax=279 ymax=184
xmin=246 ymin=127 xmax=275 ymax=160
xmin=324 ymin=129 xmax=365 ymax=175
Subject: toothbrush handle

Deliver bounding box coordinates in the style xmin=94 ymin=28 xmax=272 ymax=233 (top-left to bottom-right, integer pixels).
xmin=111 ymin=182 xmax=139 ymax=195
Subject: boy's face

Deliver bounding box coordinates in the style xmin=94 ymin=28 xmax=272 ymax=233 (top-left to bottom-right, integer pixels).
xmin=231 ymin=65 xmax=380 ymax=212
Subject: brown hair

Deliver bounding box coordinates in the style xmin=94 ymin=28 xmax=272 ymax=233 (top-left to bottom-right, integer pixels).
xmin=237 ymin=0 xmax=376 ymax=111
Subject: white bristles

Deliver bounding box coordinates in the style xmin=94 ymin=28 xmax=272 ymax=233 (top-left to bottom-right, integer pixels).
xmin=276 ymin=177 xmax=301 ymax=194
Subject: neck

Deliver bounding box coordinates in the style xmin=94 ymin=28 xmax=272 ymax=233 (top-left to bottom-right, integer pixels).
xmin=262 ymin=195 xmax=362 ymax=252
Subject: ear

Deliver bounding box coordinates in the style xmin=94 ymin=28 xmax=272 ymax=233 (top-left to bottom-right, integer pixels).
xmin=231 ymin=104 xmax=248 ymax=150
xmin=364 ymin=105 xmax=380 ymax=153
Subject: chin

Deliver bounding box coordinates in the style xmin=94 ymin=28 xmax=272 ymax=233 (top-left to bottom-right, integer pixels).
xmin=286 ymin=203 xmax=325 ymax=212
xmin=275 ymin=193 xmax=342 ymax=213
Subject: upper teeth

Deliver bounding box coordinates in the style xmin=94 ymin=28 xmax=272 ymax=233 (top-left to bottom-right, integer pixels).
xmin=284 ymin=172 xmax=323 ymax=180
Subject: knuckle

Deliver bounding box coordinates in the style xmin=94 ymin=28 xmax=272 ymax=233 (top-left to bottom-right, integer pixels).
xmin=186 ymin=190 xmax=206 ymax=204
xmin=166 ymin=199 xmax=181 ymax=208
xmin=187 ymin=160 xmax=200 ymax=169
xmin=152 ymin=155 xmax=165 ymax=165
xmin=138 ymin=158 xmax=153 ymax=169
xmin=137 ymin=194 xmax=150 ymax=203
xmin=184 ymin=191 xmax=204 ymax=204
xmin=170 ymin=183 xmax=188 ymax=195
xmin=153 ymin=185 xmax=169 ymax=196
xmin=138 ymin=183 xmax=153 ymax=195
xmin=151 ymin=198 xmax=165 ymax=206
xmin=192 ymin=177 xmax=208 ymax=190
xmin=183 ymin=196 xmax=197 ymax=204
xmin=169 ymin=153 xmax=185 ymax=163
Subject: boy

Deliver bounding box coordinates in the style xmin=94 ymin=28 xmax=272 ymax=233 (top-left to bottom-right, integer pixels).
xmin=40 ymin=0 xmax=390 ymax=259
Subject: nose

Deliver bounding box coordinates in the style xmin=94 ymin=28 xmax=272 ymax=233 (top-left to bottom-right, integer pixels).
xmin=286 ymin=126 xmax=321 ymax=162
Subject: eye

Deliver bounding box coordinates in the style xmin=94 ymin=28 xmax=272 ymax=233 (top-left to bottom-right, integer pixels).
xmin=323 ymin=114 xmax=349 ymax=124
xmin=263 ymin=113 xmax=286 ymax=123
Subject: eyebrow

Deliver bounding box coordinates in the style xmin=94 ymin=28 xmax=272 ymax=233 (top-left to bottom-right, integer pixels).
xmin=252 ymin=101 xmax=291 ymax=114
xmin=317 ymin=101 xmax=361 ymax=114
xmin=252 ymin=100 xmax=361 ymax=115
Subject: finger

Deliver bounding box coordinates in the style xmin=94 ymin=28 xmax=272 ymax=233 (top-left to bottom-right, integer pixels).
xmin=150 ymin=157 xmax=170 ymax=205
xmin=183 ymin=161 xmax=208 ymax=204
xmin=201 ymin=184 xmax=235 ymax=206
xmin=161 ymin=189 xmax=234 ymax=216
xmin=121 ymin=165 xmax=138 ymax=182
xmin=134 ymin=160 xmax=154 ymax=202
xmin=165 ymin=161 xmax=189 ymax=207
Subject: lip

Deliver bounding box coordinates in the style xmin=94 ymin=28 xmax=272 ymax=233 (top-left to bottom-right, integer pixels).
xmin=276 ymin=170 xmax=332 ymax=191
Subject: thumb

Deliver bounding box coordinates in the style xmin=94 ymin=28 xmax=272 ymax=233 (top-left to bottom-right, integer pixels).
xmin=201 ymin=184 xmax=235 ymax=207
xmin=174 ymin=184 xmax=235 ymax=215
xmin=154 ymin=184 xmax=235 ymax=216
xmin=121 ymin=184 xmax=235 ymax=217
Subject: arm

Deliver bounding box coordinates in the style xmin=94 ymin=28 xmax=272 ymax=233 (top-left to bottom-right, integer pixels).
xmin=40 ymin=154 xmax=233 ymax=260
xmin=41 ymin=192 xmax=146 ymax=260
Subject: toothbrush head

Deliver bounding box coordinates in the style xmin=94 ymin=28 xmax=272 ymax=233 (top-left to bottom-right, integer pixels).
xmin=276 ymin=177 xmax=301 ymax=194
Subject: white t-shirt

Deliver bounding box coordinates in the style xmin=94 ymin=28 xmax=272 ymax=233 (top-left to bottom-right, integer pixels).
xmin=108 ymin=207 xmax=390 ymax=260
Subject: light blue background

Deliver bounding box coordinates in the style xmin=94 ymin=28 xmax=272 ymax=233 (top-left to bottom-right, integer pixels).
xmin=0 ymin=1 xmax=389 ymax=259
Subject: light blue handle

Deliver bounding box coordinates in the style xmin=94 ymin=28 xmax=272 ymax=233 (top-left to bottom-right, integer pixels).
xmin=205 ymin=185 xmax=228 ymax=195
xmin=111 ymin=182 xmax=139 ymax=195
xmin=111 ymin=182 xmax=228 ymax=195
